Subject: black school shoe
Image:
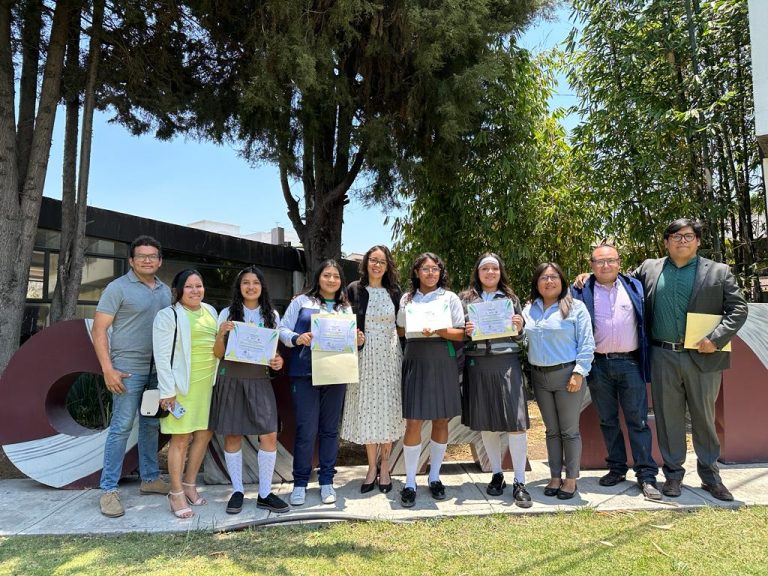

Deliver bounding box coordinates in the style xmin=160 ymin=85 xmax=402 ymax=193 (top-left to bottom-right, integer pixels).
xmin=400 ymin=487 xmax=416 ymax=508
xmin=429 ymin=480 xmax=446 ymax=500
xmin=512 ymin=481 xmax=533 ymax=508
xmin=257 ymin=492 xmax=290 ymax=513
xmin=226 ymin=491 xmax=244 ymax=514
xmin=486 ymin=472 xmax=506 ymax=496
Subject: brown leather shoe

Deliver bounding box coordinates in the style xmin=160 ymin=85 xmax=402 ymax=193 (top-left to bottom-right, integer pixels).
xmin=701 ymin=482 xmax=734 ymax=502
xmin=662 ymin=478 xmax=682 ymax=497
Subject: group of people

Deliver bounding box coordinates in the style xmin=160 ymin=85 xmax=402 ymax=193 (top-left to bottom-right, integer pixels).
xmin=93 ymin=216 xmax=748 ymax=519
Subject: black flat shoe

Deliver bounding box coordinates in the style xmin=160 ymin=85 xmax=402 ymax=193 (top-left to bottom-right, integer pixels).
xmin=557 ymin=484 xmax=578 ymax=500
xmin=543 ymin=483 xmax=562 ymax=497
xmin=226 ymin=491 xmax=244 ymax=514
xmin=360 ymin=481 xmax=376 ymax=494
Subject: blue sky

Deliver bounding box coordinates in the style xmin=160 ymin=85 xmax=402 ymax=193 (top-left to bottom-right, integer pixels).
xmin=43 ymin=4 xmax=576 ymax=256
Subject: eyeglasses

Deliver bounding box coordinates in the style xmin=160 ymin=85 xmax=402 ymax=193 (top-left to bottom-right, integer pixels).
xmin=369 ymin=258 xmax=387 ymax=267
xmin=132 ymin=254 xmax=160 ymax=262
xmin=669 ymin=233 xmax=697 ymax=243
xmin=419 ymin=266 xmax=441 ymax=274
xmin=591 ymin=258 xmax=620 ymax=267
xmin=539 ymin=274 xmax=560 ymax=282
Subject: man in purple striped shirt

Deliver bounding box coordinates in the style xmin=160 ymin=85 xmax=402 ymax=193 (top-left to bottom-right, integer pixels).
xmin=571 ymin=244 xmax=661 ymax=500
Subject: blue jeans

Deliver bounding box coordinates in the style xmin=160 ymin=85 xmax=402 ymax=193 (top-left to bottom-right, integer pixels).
xmin=100 ymin=369 xmax=161 ymax=491
xmin=290 ymin=376 xmax=346 ymax=487
xmin=588 ymin=357 xmax=658 ymax=482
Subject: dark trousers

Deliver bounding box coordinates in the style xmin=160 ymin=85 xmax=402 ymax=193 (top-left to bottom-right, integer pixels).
xmin=588 ymin=357 xmax=658 ymax=482
xmin=290 ymin=376 xmax=346 ymax=487
xmin=650 ymin=347 xmax=722 ymax=485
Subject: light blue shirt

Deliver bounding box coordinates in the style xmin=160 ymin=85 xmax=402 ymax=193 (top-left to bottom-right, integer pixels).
xmin=522 ymin=298 xmax=595 ymax=377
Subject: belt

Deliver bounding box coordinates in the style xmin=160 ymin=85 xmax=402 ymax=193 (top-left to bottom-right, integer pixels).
xmin=594 ymin=350 xmax=638 ymax=360
xmin=651 ymin=340 xmax=685 ymax=352
xmin=530 ymin=361 xmax=576 ymax=373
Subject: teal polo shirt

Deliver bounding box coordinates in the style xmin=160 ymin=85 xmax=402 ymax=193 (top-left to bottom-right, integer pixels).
xmin=652 ymin=255 xmax=698 ymax=342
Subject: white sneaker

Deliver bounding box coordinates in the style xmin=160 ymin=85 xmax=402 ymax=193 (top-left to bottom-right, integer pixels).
xmin=290 ymin=486 xmax=306 ymax=506
xmin=320 ymin=484 xmax=336 ymax=504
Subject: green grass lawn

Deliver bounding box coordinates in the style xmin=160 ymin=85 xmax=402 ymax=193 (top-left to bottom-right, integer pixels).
xmin=1 ymin=507 xmax=766 ymax=576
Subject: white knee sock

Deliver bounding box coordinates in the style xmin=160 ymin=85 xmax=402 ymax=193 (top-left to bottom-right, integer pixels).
xmin=481 ymin=431 xmax=503 ymax=474
xmin=225 ymin=449 xmax=244 ymax=494
xmin=428 ymin=441 xmax=447 ymax=483
xmin=508 ymin=432 xmax=528 ymax=484
xmin=404 ymin=444 xmax=421 ymax=489
xmin=258 ymin=449 xmax=277 ymax=498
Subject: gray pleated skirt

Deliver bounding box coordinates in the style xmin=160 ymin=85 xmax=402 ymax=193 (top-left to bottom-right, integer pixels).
xmin=402 ymin=339 xmax=461 ymax=420
xmin=208 ymin=360 xmax=277 ymax=436
xmin=462 ymin=353 xmax=529 ymax=432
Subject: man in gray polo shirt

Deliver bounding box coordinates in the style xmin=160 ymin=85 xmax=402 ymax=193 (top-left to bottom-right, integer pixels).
xmin=92 ymin=235 xmax=172 ymax=517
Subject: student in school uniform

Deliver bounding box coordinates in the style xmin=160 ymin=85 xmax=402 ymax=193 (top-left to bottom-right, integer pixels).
xmin=210 ymin=266 xmax=288 ymax=515
xmin=279 ymin=260 xmax=364 ymax=506
xmin=396 ymin=252 xmax=465 ymax=508
xmin=460 ymin=253 xmax=531 ymax=508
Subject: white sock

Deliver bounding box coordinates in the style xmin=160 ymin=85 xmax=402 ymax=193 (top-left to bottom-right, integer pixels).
xmin=481 ymin=431 xmax=503 ymax=475
xmin=258 ymin=449 xmax=277 ymax=498
xmin=428 ymin=441 xmax=447 ymax=483
xmin=225 ymin=449 xmax=244 ymax=494
xmin=508 ymin=432 xmax=528 ymax=484
xmin=404 ymin=444 xmax=421 ymax=489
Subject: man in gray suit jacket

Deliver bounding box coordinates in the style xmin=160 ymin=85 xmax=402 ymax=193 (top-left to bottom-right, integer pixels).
xmin=633 ymin=219 xmax=748 ymax=501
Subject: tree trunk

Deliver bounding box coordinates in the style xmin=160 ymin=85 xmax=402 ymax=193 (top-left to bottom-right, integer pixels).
xmin=50 ymin=2 xmax=82 ymax=323
xmin=51 ymin=0 xmax=102 ymax=323
xmin=0 ymin=0 xmax=72 ymax=373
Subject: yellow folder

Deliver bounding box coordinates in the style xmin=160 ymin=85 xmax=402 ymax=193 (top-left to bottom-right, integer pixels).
xmin=684 ymin=313 xmax=731 ymax=351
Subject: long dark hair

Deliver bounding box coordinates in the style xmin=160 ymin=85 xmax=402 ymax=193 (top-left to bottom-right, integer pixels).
xmin=359 ymin=245 xmax=400 ymax=299
xmin=529 ymin=262 xmax=572 ymax=319
xmin=226 ymin=266 xmax=277 ymax=329
xmin=303 ymin=259 xmax=349 ymax=311
xmin=406 ymin=252 xmax=448 ymax=303
xmin=171 ymin=269 xmax=203 ymax=305
xmin=461 ymin=252 xmax=517 ymax=303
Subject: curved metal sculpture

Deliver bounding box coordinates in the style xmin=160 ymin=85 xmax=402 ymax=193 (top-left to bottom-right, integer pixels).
xmin=0 ymin=320 xmax=141 ymax=488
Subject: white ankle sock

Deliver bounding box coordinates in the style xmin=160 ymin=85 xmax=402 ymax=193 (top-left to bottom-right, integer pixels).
xmin=225 ymin=449 xmax=244 ymax=494
xmin=508 ymin=432 xmax=528 ymax=484
xmin=404 ymin=444 xmax=420 ymax=489
xmin=481 ymin=431 xmax=503 ymax=474
xmin=428 ymin=441 xmax=447 ymax=483
xmin=258 ymin=449 xmax=277 ymax=498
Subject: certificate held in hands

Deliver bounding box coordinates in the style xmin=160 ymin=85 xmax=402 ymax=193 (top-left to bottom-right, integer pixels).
xmin=684 ymin=313 xmax=732 ymax=352
xmin=224 ymin=322 xmax=280 ymax=365
xmin=310 ymin=313 xmax=359 ymax=386
xmin=467 ymin=299 xmax=518 ymax=340
xmin=404 ymin=299 xmax=452 ymax=333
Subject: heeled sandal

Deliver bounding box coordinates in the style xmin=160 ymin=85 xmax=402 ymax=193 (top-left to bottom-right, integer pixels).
xmin=168 ymin=491 xmax=193 ymax=519
xmin=181 ymin=481 xmax=207 ymax=506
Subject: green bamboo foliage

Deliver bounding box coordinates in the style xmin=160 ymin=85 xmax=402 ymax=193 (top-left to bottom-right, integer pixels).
xmin=567 ymin=0 xmax=761 ymax=292
xmin=393 ymin=48 xmax=598 ymax=295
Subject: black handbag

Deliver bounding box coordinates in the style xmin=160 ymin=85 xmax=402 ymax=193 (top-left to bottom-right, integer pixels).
xmin=140 ymin=307 xmax=177 ymax=418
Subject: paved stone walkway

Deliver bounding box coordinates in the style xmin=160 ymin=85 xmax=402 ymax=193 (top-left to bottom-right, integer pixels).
xmin=2 ymin=454 xmax=766 ymax=535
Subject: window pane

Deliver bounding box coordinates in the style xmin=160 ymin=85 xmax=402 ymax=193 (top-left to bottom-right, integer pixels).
xmin=34 ymin=229 xmax=61 ymax=250
xmin=27 ymin=251 xmax=45 ymax=299
xmin=48 ymin=255 xmax=122 ymax=302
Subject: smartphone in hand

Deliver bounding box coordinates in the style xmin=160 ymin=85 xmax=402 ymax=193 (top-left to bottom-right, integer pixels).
xmin=169 ymin=402 xmax=186 ymax=419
